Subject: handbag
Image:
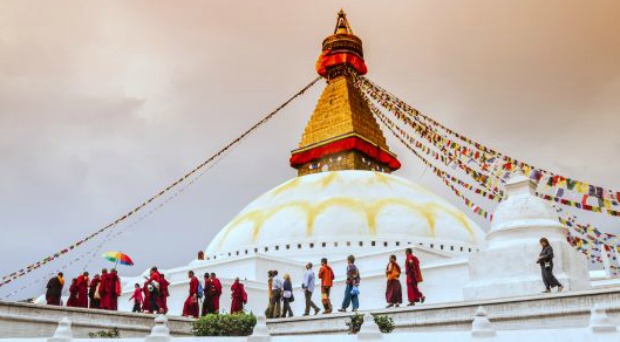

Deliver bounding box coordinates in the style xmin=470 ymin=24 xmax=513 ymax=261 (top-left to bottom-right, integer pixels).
xmin=350 ymin=286 xmax=360 ymax=296
xmin=283 ymin=290 xmax=292 ymax=299
xmin=289 ymin=293 xmax=295 ymax=303
xmin=94 ymin=284 xmax=101 ymax=300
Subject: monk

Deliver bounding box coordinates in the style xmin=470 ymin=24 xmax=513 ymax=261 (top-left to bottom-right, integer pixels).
xmin=318 ymin=258 xmax=335 ymax=314
xmin=201 ymin=273 xmax=213 ymax=316
xmin=230 ymin=277 xmax=247 ymax=314
xmin=145 ymin=267 xmax=161 ymax=314
xmin=182 ymin=270 xmax=199 ymax=318
xmin=210 ymin=272 xmax=222 ymax=314
xmin=385 ymin=255 xmax=402 ymax=308
xmin=405 ymin=248 xmax=425 ymax=306
xmin=100 ymin=268 xmax=120 ymax=310
xmin=158 ymin=274 xmax=170 ymax=314
xmin=98 ymin=268 xmax=109 ymax=309
xmin=66 ymin=278 xmax=78 ymax=307
xmin=76 ymin=272 xmax=89 ymax=308
xmin=142 ymin=280 xmax=151 ymax=313
xmin=88 ymin=274 xmax=101 ymax=309
xmin=45 ymin=272 xmax=64 ymax=306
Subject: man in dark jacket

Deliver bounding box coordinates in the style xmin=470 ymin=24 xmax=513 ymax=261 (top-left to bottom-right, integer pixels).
xmin=46 ymin=272 xmax=64 ymax=306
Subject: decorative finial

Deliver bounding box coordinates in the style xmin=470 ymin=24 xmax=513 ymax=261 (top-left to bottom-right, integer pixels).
xmin=471 ymin=306 xmax=496 ymax=338
xmin=145 ymin=314 xmax=171 ymax=342
xmin=589 ymin=304 xmax=618 ymax=333
xmin=48 ymin=317 xmax=72 ymax=342
xmin=248 ymin=315 xmax=272 ymax=342
xmin=334 ymin=9 xmax=353 ymax=34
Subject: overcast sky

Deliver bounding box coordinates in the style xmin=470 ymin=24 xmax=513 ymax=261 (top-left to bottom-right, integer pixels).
xmin=1 ymin=0 xmax=619 ymax=299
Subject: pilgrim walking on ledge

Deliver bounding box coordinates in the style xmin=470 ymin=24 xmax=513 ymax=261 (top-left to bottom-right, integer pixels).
xmin=405 ymin=248 xmax=425 ymax=306
xmin=537 ymin=238 xmax=564 ymax=293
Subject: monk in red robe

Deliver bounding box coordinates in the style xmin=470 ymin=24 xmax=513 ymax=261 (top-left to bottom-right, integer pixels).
xmin=158 ymin=274 xmax=170 ymax=314
xmin=100 ymin=268 xmax=120 ymax=310
xmin=108 ymin=269 xmax=120 ymax=311
xmin=88 ymin=274 xmax=101 ymax=309
xmin=210 ymin=272 xmax=222 ymax=314
xmin=76 ymin=272 xmax=89 ymax=308
xmin=385 ymin=255 xmax=402 ymax=308
xmin=145 ymin=267 xmax=161 ymax=313
xmin=98 ymin=269 xmax=109 ymax=309
xmin=405 ymin=248 xmax=425 ymax=306
xmin=45 ymin=272 xmax=64 ymax=306
xmin=66 ymin=278 xmax=78 ymax=307
xmin=230 ymin=278 xmax=247 ymax=314
xmin=182 ymin=270 xmax=199 ymax=318
xmin=142 ymin=280 xmax=151 ymax=313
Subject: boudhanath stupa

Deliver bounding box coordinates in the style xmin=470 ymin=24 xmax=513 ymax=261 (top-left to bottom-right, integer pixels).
xmin=113 ymin=10 xmax=599 ymax=316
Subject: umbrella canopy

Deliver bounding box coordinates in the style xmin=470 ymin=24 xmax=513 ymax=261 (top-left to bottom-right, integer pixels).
xmin=102 ymin=251 xmax=134 ymax=266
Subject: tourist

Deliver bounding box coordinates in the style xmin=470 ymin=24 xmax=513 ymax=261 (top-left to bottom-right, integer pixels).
xmin=201 ymin=273 xmax=214 ymax=316
xmin=45 ymin=272 xmax=64 ymax=306
xmin=265 ymin=270 xmax=274 ymax=318
xmin=537 ymin=237 xmax=564 ymax=293
xmin=210 ymin=272 xmax=222 ymax=314
xmin=98 ymin=269 xmax=108 ymax=309
xmin=230 ymin=277 xmax=247 ymax=314
xmin=88 ymin=274 xmax=101 ymax=309
xmin=338 ymin=255 xmax=360 ymax=313
xmin=318 ymin=258 xmax=334 ymax=314
xmin=66 ymin=278 xmax=78 ymax=307
xmin=270 ymin=270 xmax=283 ymax=318
xmin=385 ymin=255 xmax=402 ymax=308
xmin=145 ymin=267 xmax=161 ymax=313
xmin=302 ymin=263 xmax=320 ymax=316
xmin=76 ymin=272 xmax=89 ymax=308
xmin=159 ymin=273 xmax=170 ymax=314
xmin=405 ymin=248 xmax=425 ymax=306
xmin=142 ymin=279 xmax=151 ymax=313
xmin=281 ymin=273 xmax=294 ymax=318
xmin=129 ymin=283 xmax=143 ymax=313
xmin=182 ymin=270 xmax=200 ymax=318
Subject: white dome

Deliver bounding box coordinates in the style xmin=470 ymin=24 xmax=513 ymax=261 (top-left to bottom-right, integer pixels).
xmin=205 ymin=171 xmax=485 ymax=258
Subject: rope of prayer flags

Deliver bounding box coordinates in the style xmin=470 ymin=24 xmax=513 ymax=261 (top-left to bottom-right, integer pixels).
xmin=355 ymin=73 xmax=620 ymax=210
xmin=0 ymin=76 xmax=322 ymax=289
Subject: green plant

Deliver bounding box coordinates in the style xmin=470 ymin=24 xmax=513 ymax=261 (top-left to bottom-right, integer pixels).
xmin=192 ymin=313 xmax=257 ymax=336
xmin=346 ymin=313 xmax=395 ymax=334
xmin=88 ymin=328 xmax=120 ymax=338
xmin=374 ymin=314 xmax=395 ymax=333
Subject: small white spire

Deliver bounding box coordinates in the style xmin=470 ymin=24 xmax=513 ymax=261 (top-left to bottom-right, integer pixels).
xmin=145 ymin=314 xmax=171 ymax=342
xmin=47 ymin=317 xmax=72 ymax=342
xmin=471 ymin=306 xmax=497 ymax=338
xmin=248 ymin=315 xmax=272 ymax=342
xmin=589 ymin=304 xmax=618 ymax=333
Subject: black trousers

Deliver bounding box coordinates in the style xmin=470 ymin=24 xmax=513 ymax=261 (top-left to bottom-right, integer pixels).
xmin=304 ymin=290 xmax=319 ymax=314
xmin=282 ymin=297 xmax=293 ymax=317
xmin=541 ymin=265 xmax=562 ymax=289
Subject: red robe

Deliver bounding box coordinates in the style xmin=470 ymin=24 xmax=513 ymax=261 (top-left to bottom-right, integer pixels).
xmin=76 ymin=275 xmax=89 ymax=308
xmin=158 ymin=278 xmax=170 ymax=314
xmin=182 ymin=276 xmax=199 ymax=317
xmin=230 ymin=281 xmax=247 ymax=314
xmin=406 ymin=254 xmax=424 ymax=303
xmin=142 ymin=281 xmax=151 ymax=312
xmin=88 ymin=277 xmax=101 ymax=309
xmin=211 ymin=277 xmax=222 ymax=313
xmin=100 ymin=272 xmax=119 ymax=310
xmin=66 ymin=282 xmax=78 ymax=307
xmin=45 ymin=276 xmax=64 ymax=306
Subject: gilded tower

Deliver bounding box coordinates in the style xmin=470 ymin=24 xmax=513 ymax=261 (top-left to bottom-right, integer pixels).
xmin=290 ymin=10 xmax=401 ymax=176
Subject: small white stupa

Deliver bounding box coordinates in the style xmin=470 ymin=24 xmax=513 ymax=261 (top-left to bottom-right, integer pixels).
xmin=463 ymin=172 xmax=590 ymax=300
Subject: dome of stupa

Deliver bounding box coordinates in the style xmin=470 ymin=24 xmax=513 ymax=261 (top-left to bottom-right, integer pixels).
xmin=205 ymin=171 xmax=484 ymax=260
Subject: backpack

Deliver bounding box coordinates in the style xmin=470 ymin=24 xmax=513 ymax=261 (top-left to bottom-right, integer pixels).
xmin=197 ymin=282 xmax=204 ymax=299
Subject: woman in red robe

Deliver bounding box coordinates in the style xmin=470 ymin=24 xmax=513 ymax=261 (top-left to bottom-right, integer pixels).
xmin=88 ymin=274 xmax=101 ymax=309
xmin=182 ymin=271 xmax=199 ymax=318
xmin=230 ymin=278 xmax=247 ymax=314
xmin=405 ymin=248 xmax=425 ymax=306
xmin=76 ymin=272 xmax=89 ymax=308
xmin=210 ymin=273 xmax=222 ymax=314
xmin=66 ymin=278 xmax=78 ymax=307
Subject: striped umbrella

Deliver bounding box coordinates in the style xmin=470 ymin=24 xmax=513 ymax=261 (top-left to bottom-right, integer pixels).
xmin=102 ymin=251 xmax=134 ymax=267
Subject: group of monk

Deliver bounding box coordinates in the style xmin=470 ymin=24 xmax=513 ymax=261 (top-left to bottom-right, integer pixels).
xmin=128 ymin=266 xmax=171 ymax=314
xmin=45 ymin=268 xmax=123 ymax=310
xmin=181 ymin=271 xmax=229 ymax=318
xmin=385 ymin=248 xmax=425 ymax=308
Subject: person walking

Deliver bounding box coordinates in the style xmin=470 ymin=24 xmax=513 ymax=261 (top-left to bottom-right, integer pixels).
xmin=45 ymin=272 xmax=64 ymax=306
xmin=210 ymin=272 xmax=222 ymax=314
xmin=318 ymin=258 xmax=334 ymax=314
xmin=338 ymin=255 xmax=360 ymax=313
xmin=385 ymin=255 xmax=403 ymax=308
xmin=537 ymin=237 xmax=564 ymax=293
xmin=142 ymin=279 xmax=152 ymax=313
xmin=230 ymin=277 xmax=248 ymax=314
xmin=66 ymin=278 xmax=78 ymax=307
xmin=265 ymin=270 xmax=274 ymax=318
xmin=201 ymin=273 xmax=214 ymax=316
xmin=302 ymin=263 xmax=320 ymax=316
xmin=281 ymin=273 xmax=294 ymax=318
xmin=129 ymin=283 xmax=143 ymax=313
xmin=159 ymin=273 xmax=170 ymax=314
xmin=182 ymin=270 xmax=200 ymax=318
xmin=76 ymin=272 xmax=89 ymax=308
xmin=270 ymin=270 xmax=283 ymax=318
xmin=405 ymin=248 xmax=425 ymax=306
xmin=88 ymin=274 xmax=101 ymax=309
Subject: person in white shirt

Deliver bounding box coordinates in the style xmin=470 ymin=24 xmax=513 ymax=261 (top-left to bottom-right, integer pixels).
xmin=270 ymin=270 xmax=283 ymax=318
xmin=301 ymin=262 xmax=320 ymax=316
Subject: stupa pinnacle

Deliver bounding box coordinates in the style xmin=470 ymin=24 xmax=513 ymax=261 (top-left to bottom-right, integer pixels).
xmin=290 ymin=10 xmax=401 ymax=176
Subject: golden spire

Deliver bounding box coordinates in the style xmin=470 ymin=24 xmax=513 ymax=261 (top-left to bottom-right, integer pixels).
xmin=290 ymin=10 xmax=400 ymax=176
